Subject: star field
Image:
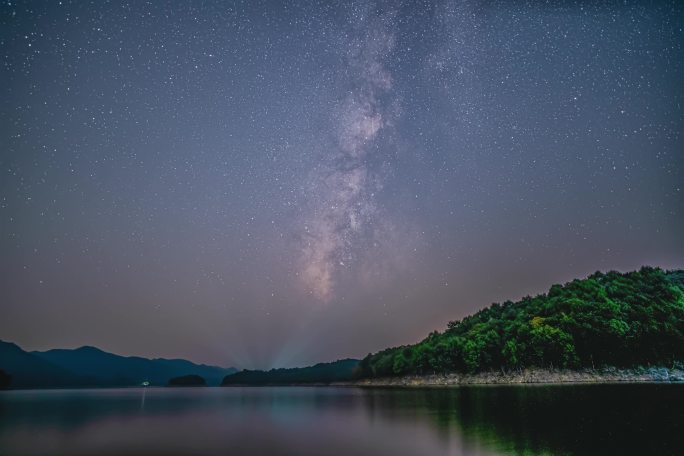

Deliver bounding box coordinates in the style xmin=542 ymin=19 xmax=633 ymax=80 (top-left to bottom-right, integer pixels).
xmin=1 ymin=0 xmax=682 ymax=368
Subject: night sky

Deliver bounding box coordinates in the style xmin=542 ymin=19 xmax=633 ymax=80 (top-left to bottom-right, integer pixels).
xmin=1 ymin=0 xmax=682 ymax=368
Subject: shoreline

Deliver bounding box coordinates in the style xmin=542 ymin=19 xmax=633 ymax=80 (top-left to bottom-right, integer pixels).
xmin=351 ymin=366 xmax=684 ymax=387
xmin=4 ymin=367 xmax=684 ymax=390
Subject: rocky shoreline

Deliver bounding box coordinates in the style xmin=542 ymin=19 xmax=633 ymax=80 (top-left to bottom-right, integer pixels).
xmin=353 ymin=366 xmax=684 ymax=387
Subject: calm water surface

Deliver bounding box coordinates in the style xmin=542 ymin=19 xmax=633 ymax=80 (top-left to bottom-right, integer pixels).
xmin=0 ymin=384 xmax=682 ymax=455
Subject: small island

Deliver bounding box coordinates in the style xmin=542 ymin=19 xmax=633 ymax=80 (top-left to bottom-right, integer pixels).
xmin=168 ymin=374 xmax=207 ymax=387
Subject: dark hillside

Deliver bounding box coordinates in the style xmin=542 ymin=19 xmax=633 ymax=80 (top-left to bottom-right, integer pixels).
xmin=222 ymin=359 xmax=359 ymax=385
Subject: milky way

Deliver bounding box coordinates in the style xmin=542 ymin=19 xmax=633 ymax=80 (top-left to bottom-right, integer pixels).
xmin=300 ymin=5 xmax=399 ymax=301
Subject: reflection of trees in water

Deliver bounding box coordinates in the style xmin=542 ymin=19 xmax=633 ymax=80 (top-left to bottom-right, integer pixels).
xmin=360 ymin=385 xmax=684 ymax=456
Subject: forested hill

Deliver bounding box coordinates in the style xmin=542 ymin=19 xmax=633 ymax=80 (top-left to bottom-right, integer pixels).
xmin=354 ymin=267 xmax=684 ymax=379
xmin=222 ymin=359 xmax=359 ymax=385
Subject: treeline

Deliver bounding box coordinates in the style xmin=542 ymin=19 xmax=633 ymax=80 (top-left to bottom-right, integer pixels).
xmin=222 ymin=359 xmax=359 ymax=385
xmin=354 ymin=267 xmax=684 ymax=378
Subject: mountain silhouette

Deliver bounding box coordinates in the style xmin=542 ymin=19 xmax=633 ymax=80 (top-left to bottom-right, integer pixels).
xmin=0 ymin=340 xmax=236 ymax=388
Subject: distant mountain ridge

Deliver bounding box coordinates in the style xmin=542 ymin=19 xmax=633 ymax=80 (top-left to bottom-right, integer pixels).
xmin=0 ymin=341 xmax=237 ymax=388
xmin=0 ymin=341 xmax=89 ymax=388
xmin=221 ymin=359 xmax=359 ymax=385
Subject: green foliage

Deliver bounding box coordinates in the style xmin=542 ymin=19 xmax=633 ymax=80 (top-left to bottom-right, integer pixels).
xmin=353 ymin=267 xmax=684 ymax=378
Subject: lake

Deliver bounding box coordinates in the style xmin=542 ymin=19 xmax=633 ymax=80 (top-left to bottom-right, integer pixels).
xmin=1 ymin=384 xmax=682 ymax=455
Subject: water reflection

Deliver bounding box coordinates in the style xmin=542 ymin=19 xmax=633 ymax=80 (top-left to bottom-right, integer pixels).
xmin=0 ymin=385 xmax=682 ymax=455
xmin=362 ymin=384 xmax=684 ymax=455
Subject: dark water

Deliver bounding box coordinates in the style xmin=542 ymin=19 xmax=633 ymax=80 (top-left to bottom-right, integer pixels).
xmin=1 ymin=384 xmax=682 ymax=455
